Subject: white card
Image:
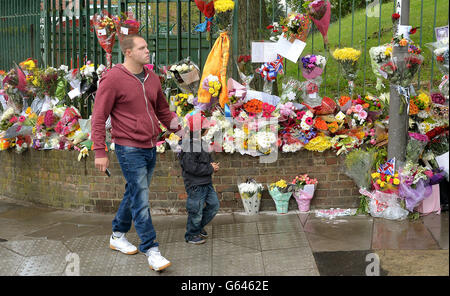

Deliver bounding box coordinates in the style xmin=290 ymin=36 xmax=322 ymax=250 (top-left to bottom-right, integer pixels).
xmin=120 ymin=27 xmax=129 ymax=35
xmin=309 ymin=92 xmax=317 ymax=99
xmin=251 ymin=42 xmax=278 ymax=63
xmin=436 ymin=152 xmax=449 ymax=178
xmin=397 ymin=25 xmax=411 ymax=39
xmin=275 ymin=37 xmax=306 ymax=63
xmin=246 ymin=90 xmax=280 ymax=106
xmin=97 ymin=28 xmax=107 ymax=36
xmin=68 ymin=88 xmax=81 ymax=99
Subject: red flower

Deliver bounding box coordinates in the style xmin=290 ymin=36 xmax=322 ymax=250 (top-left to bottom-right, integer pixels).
xmin=409 ymin=27 xmax=418 ymax=35
xmin=392 ymin=13 xmax=400 ymax=21
xmin=266 ymin=25 xmax=274 ymax=30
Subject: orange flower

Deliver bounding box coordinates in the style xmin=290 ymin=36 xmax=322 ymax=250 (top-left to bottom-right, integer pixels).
xmin=363 ymin=103 xmax=370 ymax=109
xmin=339 ymin=96 xmax=351 ymax=106
xmin=36 ymin=115 xmax=45 ymax=126
xmin=409 ymin=100 xmax=419 ymax=115
xmin=399 ymin=38 xmax=408 ymax=46
xmin=0 ymin=70 xmax=5 ymax=76
xmin=314 ymin=117 xmax=328 ymax=130
xmin=327 ymin=122 xmax=339 ymax=133
xmin=244 ymin=99 xmax=263 ymax=114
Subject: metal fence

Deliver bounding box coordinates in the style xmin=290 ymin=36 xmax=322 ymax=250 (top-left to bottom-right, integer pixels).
xmin=1 ymin=0 xmax=448 ymax=97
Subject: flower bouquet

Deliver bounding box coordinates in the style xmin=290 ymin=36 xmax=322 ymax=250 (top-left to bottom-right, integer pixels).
xmin=268 ymin=179 xmax=294 ymax=214
xmin=369 ymin=44 xmax=393 ymax=90
xmin=279 ymin=77 xmax=303 ymax=105
xmin=332 ymin=47 xmax=361 ymax=97
xmin=300 ymin=54 xmax=326 ymax=108
xmin=173 ymin=93 xmax=195 ymax=117
xmin=291 ymin=174 xmax=318 ymax=212
xmin=93 ymin=11 xmax=116 ymax=68
xmin=406 ymin=132 xmax=429 ymax=164
xmin=237 ymin=178 xmax=264 ymax=214
xmin=255 ymin=55 xmax=284 ymax=94
xmin=426 ymin=37 xmax=449 ymax=98
xmin=113 ymin=11 xmax=140 ymax=43
xmin=304 ymin=0 xmax=331 ymax=48
xmin=280 ymin=13 xmax=311 ymax=43
xmin=214 ymin=0 xmax=234 ymax=32
xmin=169 ymin=58 xmax=201 ymax=95
xmin=236 ymin=54 xmax=254 ymax=87
xmin=398 ymin=162 xmax=433 ymax=212
xmin=344 ymin=148 xmax=376 ymax=190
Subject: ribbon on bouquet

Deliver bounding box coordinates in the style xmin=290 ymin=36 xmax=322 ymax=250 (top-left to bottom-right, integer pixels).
xmin=256 ymin=55 xmax=284 ymax=82
xmin=195 ymin=17 xmax=214 ymax=33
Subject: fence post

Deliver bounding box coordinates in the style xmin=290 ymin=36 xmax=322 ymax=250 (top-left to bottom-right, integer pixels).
xmin=387 ymin=0 xmax=410 ymax=171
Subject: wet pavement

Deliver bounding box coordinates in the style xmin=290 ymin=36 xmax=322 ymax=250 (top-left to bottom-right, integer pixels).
xmin=0 ymin=196 xmax=448 ymax=276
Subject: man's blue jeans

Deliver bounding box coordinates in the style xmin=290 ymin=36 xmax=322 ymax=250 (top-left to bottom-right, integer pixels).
xmin=185 ymin=184 xmax=220 ymax=240
xmin=112 ymin=144 xmax=158 ymax=253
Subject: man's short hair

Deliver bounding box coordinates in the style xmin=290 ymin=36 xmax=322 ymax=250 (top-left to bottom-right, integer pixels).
xmin=119 ymin=34 xmax=144 ymax=55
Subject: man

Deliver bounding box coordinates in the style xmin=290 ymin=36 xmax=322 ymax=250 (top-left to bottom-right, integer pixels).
xmin=91 ymin=34 xmax=179 ymax=272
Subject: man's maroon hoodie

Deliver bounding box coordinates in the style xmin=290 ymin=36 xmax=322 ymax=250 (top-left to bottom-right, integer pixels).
xmin=91 ymin=64 xmax=177 ymax=158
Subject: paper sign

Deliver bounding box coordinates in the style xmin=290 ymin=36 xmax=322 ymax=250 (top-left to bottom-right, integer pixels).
xmin=436 ymin=152 xmax=449 ymax=178
xmin=397 ymin=25 xmax=411 ymax=39
xmin=179 ymin=70 xmax=200 ymax=84
xmin=68 ymin=88 xmax=81 ymax=99
xmin=435 ymin=25 xmax=449 ymax=42
xmin=97 ymin=28 xmax=107 ymax=36
xmin=275 ymin=37 xmax=306 ymax=63
xmin=120 ymin=27 xmax=129 ymax=35
xmin=251 ymin=42 xmax=278 ymax=63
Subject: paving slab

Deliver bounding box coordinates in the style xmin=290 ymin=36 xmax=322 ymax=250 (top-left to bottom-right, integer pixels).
xmin=422 ymin=212 xmax=449 ymax=249
xmin=303 ymin=215 xmax=373 ymax=252
xmin=375 ymin=250 xmax=449 ymax=276
xmin=372 ymin=218 xmax=440 ymax=250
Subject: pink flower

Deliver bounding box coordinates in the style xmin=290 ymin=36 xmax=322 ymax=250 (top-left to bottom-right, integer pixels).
xmin=19 ymin=116 xmax=26 ymax=123
xmin=359 ymin=110 xmax=368 ymax=120
xmin=9 ymin=116 xmax=17 ymax=123
xmin=354 ymin=104 xmax=363 ymax=113
xmin=370 ymin=139 xmax=376 ymax=145
xmin=305 ymin=117 xmax=313 ymax=125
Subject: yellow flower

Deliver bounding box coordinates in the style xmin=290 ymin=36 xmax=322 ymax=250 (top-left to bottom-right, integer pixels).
xmin=376 ymin=179 xmax=382 ymax=185
xmin=25 ymin=107 xmax=32 ymax=115
xmin=304 ymin=135 xmax=332 ymax=152
xmin=386 ymin=175 xmax=391 ymax=182
xmin=393 ymin=178 xmax=400 ymax=185
xmin=209 ymin=88 xmax=215 ymax=94
xmin=371 ymin=172 xmax=380 ymax=179
xmin=332 ymin=47 xmax=361 ymax=62
xmin=384 ymin=46 xmax=393 ymax=57
xmin=380 ymin=181 xmax=386 ymax=188
xmin=214 ymin=0 xmax=235 ymax=13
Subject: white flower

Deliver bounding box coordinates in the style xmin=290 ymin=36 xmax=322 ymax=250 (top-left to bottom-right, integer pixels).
xmin=316 ymin=55 xmax=327 ymax=68
xmin=0 ymin=107 xmax=15 ymax=121
xmin=59 ymin=65 xmax=69 ymax=73
xmin=187 ymin=95 xmax=194 ymax=104
xmin=256 ymin=131 xmax=276 ymax=149
xmin=287 ymin=91 xmax=296 ymax=101
xmin=53 ymin=106 xmax=66 ymax=118
xmin=234 ymin=128 xmax=246 ymax=139
xmin=96 ymin=64 xmax=106 ymax=76
xmin=181 ymin=64 xmax=189 ymax=72
xmin=170 ymin=65 xmax=177 ymax=71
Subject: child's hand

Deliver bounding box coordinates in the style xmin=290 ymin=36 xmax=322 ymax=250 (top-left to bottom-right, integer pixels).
xmin=211 ymin=162 xmax=220 ymax=172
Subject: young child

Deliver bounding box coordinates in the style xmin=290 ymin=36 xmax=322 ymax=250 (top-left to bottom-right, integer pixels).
xmin=178 ymin=112 xmax=220 ymax=244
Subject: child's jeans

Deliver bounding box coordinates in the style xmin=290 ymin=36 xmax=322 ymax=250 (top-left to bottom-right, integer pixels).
xmin=185 ymin=184 xmax=220 ymax=240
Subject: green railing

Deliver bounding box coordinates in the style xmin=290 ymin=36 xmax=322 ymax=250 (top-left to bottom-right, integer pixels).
xmin=1 ymin=0 xmax=448 ymax=97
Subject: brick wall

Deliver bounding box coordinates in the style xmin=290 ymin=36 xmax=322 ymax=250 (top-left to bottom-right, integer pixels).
xmin=0 ymin=149 xmax=360 ymax=214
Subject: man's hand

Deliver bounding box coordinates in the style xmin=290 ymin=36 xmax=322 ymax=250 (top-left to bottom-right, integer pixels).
xmin=95 ymin=157 xmax=109 ymax=172
xmin=211 ymin=162 xmax=220 ymax=172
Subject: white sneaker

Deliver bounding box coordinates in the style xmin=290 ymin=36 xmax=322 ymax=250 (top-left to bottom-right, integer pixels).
xmin=109 ymin=233 xmax=138 ymax=255
xmin=147 ymin=248 xmax=171 ymax=271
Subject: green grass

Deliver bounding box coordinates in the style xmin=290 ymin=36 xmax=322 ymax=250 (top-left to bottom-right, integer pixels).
xmin=279 ymin=0 xmax=449 ymax=98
